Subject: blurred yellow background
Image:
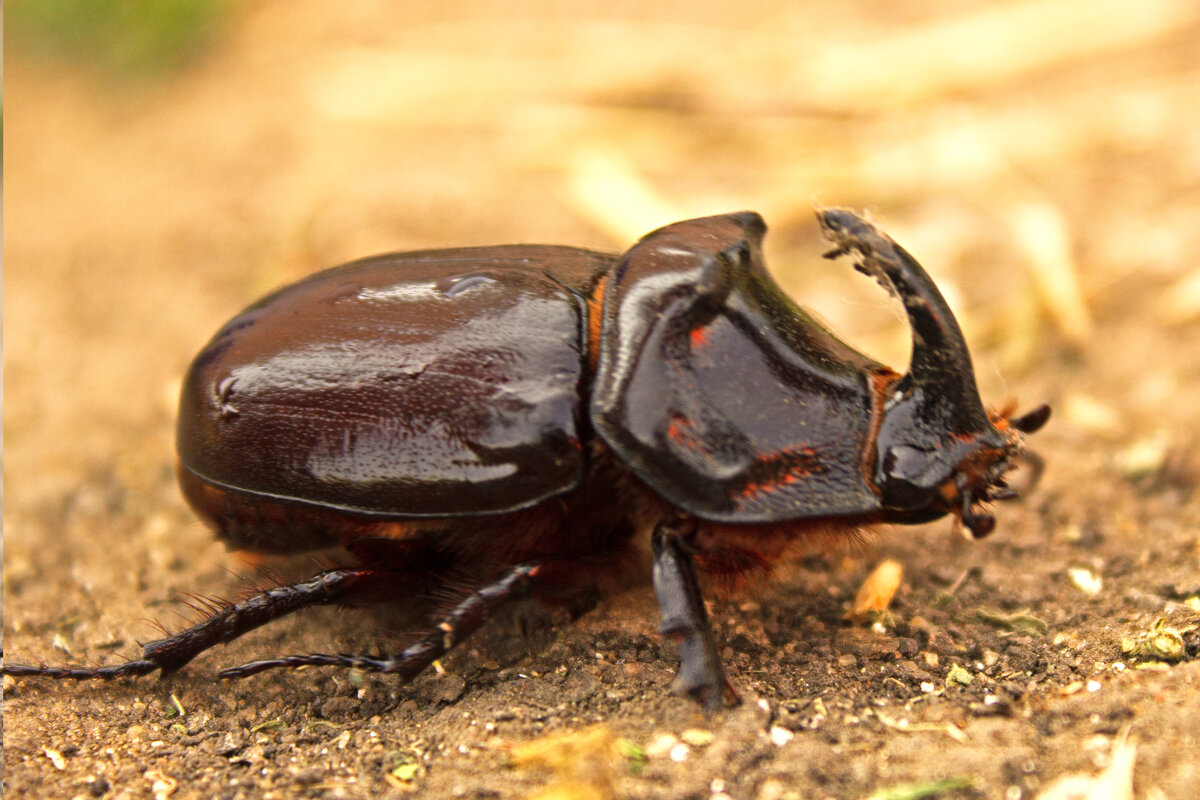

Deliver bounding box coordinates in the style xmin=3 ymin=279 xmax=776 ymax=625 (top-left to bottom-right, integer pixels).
xmin=7 ymin=0 xmax=1199 ymax=552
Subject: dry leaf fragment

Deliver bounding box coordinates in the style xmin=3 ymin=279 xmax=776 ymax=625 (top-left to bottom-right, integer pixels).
xmin=1121 ymin=618 xmax=1196 ymax=662
xmin=847 ymin=559 xmax=904 ymax=622
xmin=43 ymin=748 xmax=66 ymax=770
xmin=1036 ymin=727 xmax=1136 ymax=800
xmin=509 ymin=725 xmax=622 ymax=800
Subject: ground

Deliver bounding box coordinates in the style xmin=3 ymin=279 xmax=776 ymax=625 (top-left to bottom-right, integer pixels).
xmin=5 ymin=2 xmax=1200 ymax=799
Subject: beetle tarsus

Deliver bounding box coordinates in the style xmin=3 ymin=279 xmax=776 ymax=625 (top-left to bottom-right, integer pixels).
xmin=1 ymin=660 xmax=160 ymax=681
xmin=652 ymin=523 xmax=740 ymax=709
xmin=219 ymin=563 xmax=542 ymax=681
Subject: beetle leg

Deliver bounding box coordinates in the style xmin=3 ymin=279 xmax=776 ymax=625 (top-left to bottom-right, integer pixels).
xmin=652 ymin=524 xmax=740 ymax=709
xmin=1 ymin=567 xmax=372 ymax=681
xmin=219 ymin=563 xmax=541 ymax=680
xmin=1 ymin=658 xmax=161 ymax=681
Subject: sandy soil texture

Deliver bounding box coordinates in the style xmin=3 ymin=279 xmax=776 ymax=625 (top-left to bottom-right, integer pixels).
xmin=6 ymin=2 xmax=1200 ymax=798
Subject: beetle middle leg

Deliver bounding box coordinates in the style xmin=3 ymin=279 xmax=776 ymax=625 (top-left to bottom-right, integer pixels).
xmin=219 ymin=563 xmax=541 ymax=680
xmin=652 ymin=521 xmax=740 ymax=709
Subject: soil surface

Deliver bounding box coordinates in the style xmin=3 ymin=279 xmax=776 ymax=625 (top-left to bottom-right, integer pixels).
xmin=6 ymin=3 xmax=1200 ymax=799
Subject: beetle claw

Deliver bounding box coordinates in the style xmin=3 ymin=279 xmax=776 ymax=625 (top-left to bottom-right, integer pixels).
xmin=671 ymin=672 xmax=742 ymax=710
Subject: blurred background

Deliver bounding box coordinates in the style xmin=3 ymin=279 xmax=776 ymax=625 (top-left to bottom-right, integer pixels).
xmin=6 ymin=2 xmax=1200 ymax=796
xmin=6 ymin=0 xmax=1200 ymax=495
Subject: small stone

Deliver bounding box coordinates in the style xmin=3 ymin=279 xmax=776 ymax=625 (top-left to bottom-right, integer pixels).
xmin=437 ymin=675 xmax=466 ymax=704
xmin=645 ymin=733 xmax=678 ymax=758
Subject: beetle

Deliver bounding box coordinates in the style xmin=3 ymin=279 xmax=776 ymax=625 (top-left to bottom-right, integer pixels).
xmin=3 ymin=208 xmax=1048 ymax=707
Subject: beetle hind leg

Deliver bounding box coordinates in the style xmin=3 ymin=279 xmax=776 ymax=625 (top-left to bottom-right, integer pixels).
xmin=1 ymin=658 xmax=161 ymax=681
xmin=2 ymin=567 xmax=375 ymax=681
xmin=219 ymin=563 xmax=541 ymax=681
xmin=652 ymin=523 xmax=740 ymax=709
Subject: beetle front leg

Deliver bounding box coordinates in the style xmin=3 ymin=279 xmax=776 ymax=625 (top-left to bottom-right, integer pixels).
xmin=652 ymin=523 xmax=739 ymax=709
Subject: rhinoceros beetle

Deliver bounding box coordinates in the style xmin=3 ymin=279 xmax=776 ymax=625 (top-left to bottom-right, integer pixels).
xmin=3 ymin=208 xmax=1048 ymax=708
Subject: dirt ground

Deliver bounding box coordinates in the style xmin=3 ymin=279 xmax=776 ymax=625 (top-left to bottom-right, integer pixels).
xmin=5 ymin=2 xmax=1200 ymax=799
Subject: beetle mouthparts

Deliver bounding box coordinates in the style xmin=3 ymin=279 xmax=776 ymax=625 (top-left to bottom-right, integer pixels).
xmin=960 ymin=490 xmax=997 ymax=539
xmin=963 ymin=511 xmax=996 ymax=539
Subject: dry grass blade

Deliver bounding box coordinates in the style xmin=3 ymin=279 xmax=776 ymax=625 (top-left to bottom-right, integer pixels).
xmin=1010 ymin=202 xmax=1092 ymax=347
xmin=792 ymin=0 xmax=1200 ymax=109
xmin=563 ymin=147 xmax=682 ymax=244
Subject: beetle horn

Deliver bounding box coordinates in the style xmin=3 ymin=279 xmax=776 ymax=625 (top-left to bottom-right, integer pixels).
xmin=817 ymin=208 xmax=990 ymax=434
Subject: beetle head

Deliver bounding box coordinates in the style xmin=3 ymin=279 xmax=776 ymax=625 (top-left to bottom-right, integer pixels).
xmin=818 ymin=208 xmax=1050 ymax=538
xmin=875 ymin=393 xmax=1049 ymax=538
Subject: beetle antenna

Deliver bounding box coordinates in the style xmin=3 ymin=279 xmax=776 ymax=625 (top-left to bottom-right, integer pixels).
xmin=1010 ymin=403 xmax=1052 ymax=434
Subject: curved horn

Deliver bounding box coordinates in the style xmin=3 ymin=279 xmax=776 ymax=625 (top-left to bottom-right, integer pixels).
xmin=817 ymin=208 xmax=990 ymax=434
